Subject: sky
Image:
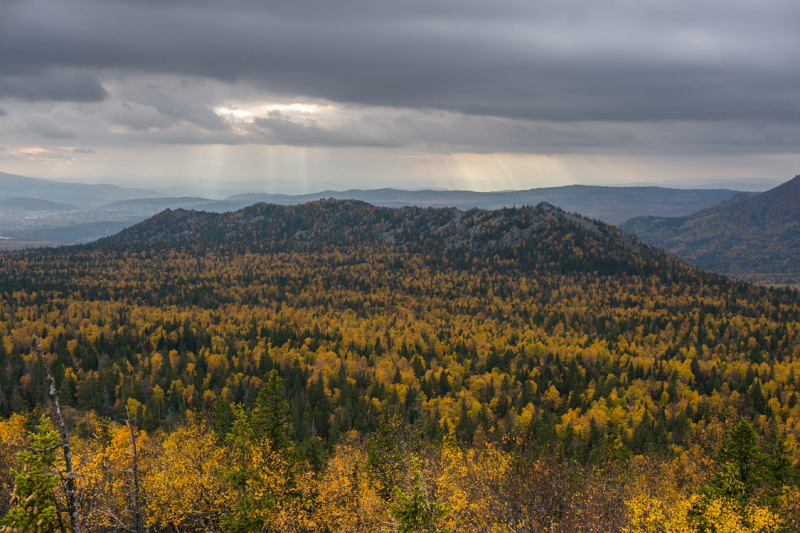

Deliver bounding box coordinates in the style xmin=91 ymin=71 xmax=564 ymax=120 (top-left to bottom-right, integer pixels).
xmin=1 ymin=0 xmax=799 ymax=193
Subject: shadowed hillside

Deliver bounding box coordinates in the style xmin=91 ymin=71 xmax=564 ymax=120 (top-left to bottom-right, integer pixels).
xmin=103 ymin=199 xmax=663 ymax=277
xmin=621 ymin=175 xmax=800 ymax=285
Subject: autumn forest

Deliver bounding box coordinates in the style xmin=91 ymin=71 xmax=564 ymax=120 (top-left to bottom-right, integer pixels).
xmin=1 ymin=199 xmax=799 ymax=532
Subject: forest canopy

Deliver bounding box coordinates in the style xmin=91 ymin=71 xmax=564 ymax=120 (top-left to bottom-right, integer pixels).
xmin=1 ymin=199 xmax=799 ymax=531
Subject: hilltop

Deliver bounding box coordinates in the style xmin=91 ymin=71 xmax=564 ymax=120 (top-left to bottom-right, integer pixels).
xmin=102 ymin=199 xmax=665 ymax=278
xmin=621 ymin=175 xmax=800 ymax=285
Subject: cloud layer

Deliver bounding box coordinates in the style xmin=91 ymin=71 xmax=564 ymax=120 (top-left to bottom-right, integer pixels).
xmin=4 ymin=0 xmax=800 ymax=119
xmin=1 ymin=0 xmax=799 ymax=186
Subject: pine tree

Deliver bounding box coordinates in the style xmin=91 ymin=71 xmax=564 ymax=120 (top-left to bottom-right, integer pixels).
xmin=1 ymin=416 xmax=62 ymax=533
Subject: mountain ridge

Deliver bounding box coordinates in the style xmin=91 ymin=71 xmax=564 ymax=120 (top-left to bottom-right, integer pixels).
xmin=0 ymin=171 xmax=160 ymax=206
xmin=100 ymin=199 xmax=680 ymax=281
xmin=0 ymin=197 xmax=77 ymax=211
xmin=620 ymin=175 xmax=800 ymax=285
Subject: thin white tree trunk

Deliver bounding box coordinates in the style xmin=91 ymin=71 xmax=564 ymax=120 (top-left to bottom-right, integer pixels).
xmin=34 ymin=334 xmax=81 ymax=533
xmin=125 ymin=406 xmax=144 ymax=533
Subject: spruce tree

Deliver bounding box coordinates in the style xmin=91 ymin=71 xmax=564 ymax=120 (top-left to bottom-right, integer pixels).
xmin=250 ymin=369 xmax=293 ymax=451
xmin=388 ymin=461 xmax=449 ymax=533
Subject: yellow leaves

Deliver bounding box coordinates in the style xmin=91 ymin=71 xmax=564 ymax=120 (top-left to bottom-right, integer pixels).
xmin=660 ymin=391 xmax=671 ymax=407
xmin=781 ymin=486 xmax=800 ymax=530
xmin=168 ymin=349 xmax=179 ymax=370
xmin=182 ymin=384 xmax=196 ymax=405
xmin=544 ymin=384 xmax=561 ymax=408
xmin=151 ymin=384 xmax=165 ymax=403
xmin=0 ymin=414 xmax=27 ymax=450
xmin=0 ymin=209 xmax=799 ymax=530
xmin=729 ymin=390 xmax=741 ymax=405
xmin=150 ymin=352 xmax=163 ymax=374
xmin=69 ymin=422 xmax=149 ymax=531
xmin=207 ymin=351 xmax=228 ymax=373
xmin=437 ymin=441 xmax=509 ymax=530
xmin=623 ymin=494 xmax=692 ymax=533
xmin=515 ymin=405 xmax=534 ymax=432
xmin=211 ymin=335 xmax=228 ymax=353
xmin=1 ymin=335 xmax=13 ymax=357
xmin=310 ymin=350 xmax=343 ymax=382
xmin=315 ymin=437 xmax=388 ymax=532
xmin=203 ymin=389 xmax=217 ymax=407
xmin=393 ymin=383 xmax=409 ymax=405
xmin=559 ymin=408 xmax=581 ymax=432
xmin=146 ymin=416 xmax=227 ymax=530
xmin=0 ymin=414 xmax=27 ymax=507
xmin=17 ymin=375 xmax=32 ymax=393
xmin=168 ymin=379 xmax=184 ymax=398
xmin=622 ymin=455 xmax=785 ymax=533
xmin=126 ymin=397 xmax=142 ymax=415
xmin=768 ymin=397 xmax=782 ymax=417
xmin=692 ymin=495 xmax=781 ymax=533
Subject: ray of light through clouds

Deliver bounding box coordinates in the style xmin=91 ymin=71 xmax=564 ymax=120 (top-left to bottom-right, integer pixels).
xmin=1 ymin=0 xmax=800 ymax=192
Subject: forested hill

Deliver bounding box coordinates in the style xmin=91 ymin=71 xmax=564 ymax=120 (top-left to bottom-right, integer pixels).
xmin=101 ymin=199 xmax=663 ymax=275
xmin=621 ymin=175 xmax=800 ymax=285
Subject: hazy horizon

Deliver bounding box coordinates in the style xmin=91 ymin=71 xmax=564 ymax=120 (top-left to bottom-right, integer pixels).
xmin=1 ymin=169 xmax=787 ymax=198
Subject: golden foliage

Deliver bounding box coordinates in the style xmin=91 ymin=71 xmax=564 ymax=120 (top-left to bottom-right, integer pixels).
xmin=145 ymin=415 xmax=227 ymax=531
xmin=314 ymin=433 xmax=388 ymax=532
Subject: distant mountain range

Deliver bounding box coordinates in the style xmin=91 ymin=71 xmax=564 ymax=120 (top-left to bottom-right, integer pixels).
xmin=213 ymin=186 xmax=751 ymax=226
xmin=620 ymin=175 xmax=800 ymax=285
xmin=0 ymin=170 xmax=764 ymax=251
xmin=0 ymin=197 xmax=76 ymax=211
xmin=91 ymin=186 xmax=755 ymax=225
xmin=0 ymin=171 xmax=159 ymax=206
xmin=1 ymin=171 xmax=750 ymax=223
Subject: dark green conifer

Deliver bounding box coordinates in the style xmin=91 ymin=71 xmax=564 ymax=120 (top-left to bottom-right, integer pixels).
xmin=250 ymin=369 xmax=294 ymax=451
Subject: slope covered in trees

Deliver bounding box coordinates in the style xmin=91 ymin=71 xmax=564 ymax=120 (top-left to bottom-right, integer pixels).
xmin=1 ymin=199 xmax=799 ymax=531
xmin=621 ymin=175 xmax=800 ymax=286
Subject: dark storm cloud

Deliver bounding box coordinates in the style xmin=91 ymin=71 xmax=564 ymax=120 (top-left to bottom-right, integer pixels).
xmin=0 ymin=70 xmax=107 ymax=102
xmin=2 ymin=0 xmax=800 ymax=122
xmin=247 ymin=113 xmax=800 ymax=155
xmin=0 ymin=109 xmax=7 ymax=117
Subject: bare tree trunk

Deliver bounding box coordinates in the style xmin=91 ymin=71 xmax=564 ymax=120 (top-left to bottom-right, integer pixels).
xmin=34 ymin=334 xmax=81 ymax=533
xmin=125 ymin=406 xmax=144 ymax=533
